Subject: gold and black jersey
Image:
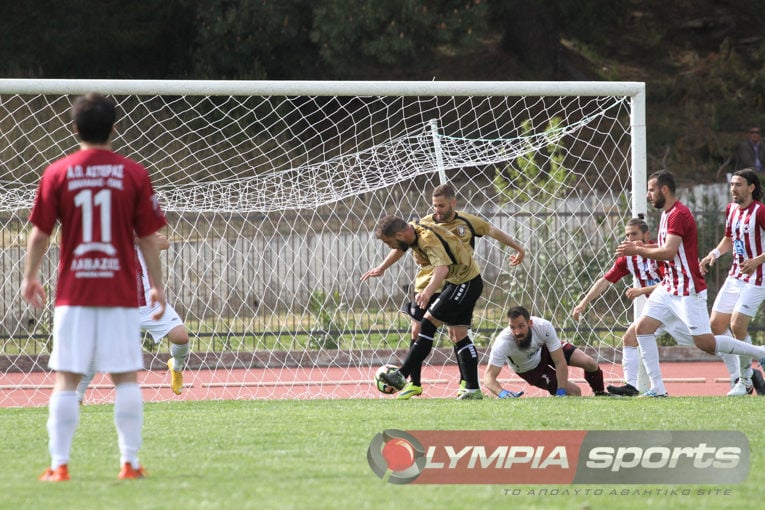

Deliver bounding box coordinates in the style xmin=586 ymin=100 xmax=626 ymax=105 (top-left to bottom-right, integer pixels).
xmin=410 ymin=220 xmax=480 ymax=287
xmin=412 ymin=212 xmax=489 ymax=292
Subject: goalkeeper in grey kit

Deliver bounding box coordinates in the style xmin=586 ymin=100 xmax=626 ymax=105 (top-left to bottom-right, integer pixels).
xmin=484 ymin=306 xmax=607 ymax=397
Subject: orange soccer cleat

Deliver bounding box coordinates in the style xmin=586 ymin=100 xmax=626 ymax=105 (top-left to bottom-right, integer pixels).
xmin=118 ymin=463 xmax=147 ymax=480
xmin=39 ymin=464 xmax=70 ymax=482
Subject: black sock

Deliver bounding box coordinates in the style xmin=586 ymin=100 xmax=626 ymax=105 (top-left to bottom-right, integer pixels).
xmin=584 ymin=367 xmax=605 ymax=393
xmin=453 ymin=344 xmax=466 ymax=385
xmin=455 ymin=337 xmax=479 ymax=390
xmin=399 ymin=319 xmax=437 ymax=380
xmin=408 ymin=338 xmax=422 ymax=385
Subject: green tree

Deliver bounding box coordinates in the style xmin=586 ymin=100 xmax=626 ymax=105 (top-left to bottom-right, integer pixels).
xmin=310 ymin=0 xmax=487 ymax=79
xmin=190 ymin=0 xmax=319 ymax=79
xmin=0 ymin=0 xmax=195 ymax=78
xmin=492 ymin=117 xmax=571 ymax=207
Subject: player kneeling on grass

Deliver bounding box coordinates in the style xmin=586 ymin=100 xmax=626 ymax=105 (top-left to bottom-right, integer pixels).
xmin=484 ymin=306 xmax=607 ymax=397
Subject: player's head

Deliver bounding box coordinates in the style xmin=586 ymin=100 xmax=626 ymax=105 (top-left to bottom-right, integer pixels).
xmin=625 ymin=217 xmax=650 ymax=242
xmin=375 ymin=215 xmax=412 ymax=251
xmin=731 ymin=168 xmax=762 ymax=203
xmin=71 ymin=92 xmax=117 ymax=144
xmin=507 ymin=306 xmax=533 ymax=349
xmin=431 ymin=184 xmax=457 ymax=223
xmin=647 ymin=170 xmax=675 ymax=210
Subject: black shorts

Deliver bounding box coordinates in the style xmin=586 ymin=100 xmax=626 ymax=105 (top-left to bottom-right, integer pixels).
xmin=428 ymin=274 xmax=483 ymax=327
xmin=400 ymin=293 xmax=440 ymax=322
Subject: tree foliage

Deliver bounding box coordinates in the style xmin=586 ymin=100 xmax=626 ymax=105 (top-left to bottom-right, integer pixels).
xmin=0 ymin=0 xmax=196 ymax=78
xmin=3 ymin=0 xmax=765 ymax=182
xmin=310 ymin=0 xmax=487 ymax=78
xmin=190 ymin=0 xmax=318 ymax=79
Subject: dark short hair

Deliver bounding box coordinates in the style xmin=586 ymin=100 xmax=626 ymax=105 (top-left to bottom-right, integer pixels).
xmin=626 ymin=217 xmax=649 ymax=233
xmin=733 ymin=168 xmax=763 ymax=201
xmin=374 ymin=215 xmax=408 ymax=238
xmin=648 ymin=170 xmax=676 ymax=194
xmin=432 ymin=183 xmax=456 ymax=200
xmin=71 ymin=92 xmax=116 ymax=144
xmin=507 ymin=305 xmax=531 ymax=321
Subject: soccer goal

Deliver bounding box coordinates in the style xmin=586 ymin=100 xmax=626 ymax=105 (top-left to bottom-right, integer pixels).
xmin=0 ymin=80 xmax=645 ymax=406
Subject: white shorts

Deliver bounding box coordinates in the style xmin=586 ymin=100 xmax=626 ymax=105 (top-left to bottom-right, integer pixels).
xmin=642 ymin=285 xmax=712 ymax=336
xmin=140 ymin=302 xmax=184 ymax=343
xmin=712 ymin=276 xmax=765 ymax=318
xmin=51 ymin=306 xmax=143 ymax=374
xmin=655 ymin=321 xmax=694 ymax=347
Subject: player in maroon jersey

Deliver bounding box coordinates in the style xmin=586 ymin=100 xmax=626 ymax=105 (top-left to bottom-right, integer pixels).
xmin=574 ymin=218 xmax=741 ymax=395
xmin=22 ymin=93 xmax=167 ymax=481
xmin=617 ymin=170 xmax=765 ymax=397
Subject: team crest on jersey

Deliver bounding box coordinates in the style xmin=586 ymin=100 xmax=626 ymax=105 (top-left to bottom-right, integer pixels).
xmin=456 ymin=225 xmax=466 ymax=237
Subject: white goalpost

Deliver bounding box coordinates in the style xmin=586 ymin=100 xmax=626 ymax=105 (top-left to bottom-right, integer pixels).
xmin=0 ymin=80 xmax=645 ymax=406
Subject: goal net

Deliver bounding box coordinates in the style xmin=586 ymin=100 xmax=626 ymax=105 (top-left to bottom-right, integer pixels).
xmin=0 ymin=80 xmax=645 ymax=406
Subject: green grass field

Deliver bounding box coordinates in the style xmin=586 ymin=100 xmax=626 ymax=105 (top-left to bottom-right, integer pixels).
xmin=2 ymin=397 xmax=763 ymax=510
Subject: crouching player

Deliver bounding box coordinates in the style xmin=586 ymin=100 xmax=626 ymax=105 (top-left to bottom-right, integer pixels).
xmin=484 ymin=306 xmax=606 ymax=397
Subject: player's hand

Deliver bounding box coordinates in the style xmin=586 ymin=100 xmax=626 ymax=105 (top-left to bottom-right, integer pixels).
xmin=148 ymin=287 xmax=166 ymax=321
xmin=21 ymin=277 xmax=46 ymax=309
xmin=360 ymin=267 xmax=384 ymax=282
xmin=615 ymin=240 xmax=640 ymax=257
xmin=507 ymin=248 xmax=526 ymax=266
xmin=414 ymin=289 xmax=433 ymax=309
xmin=699 ymin=256 xmax=714 ymax=275
xmin=625 ymin=288 xmax=640 ymax=300
xmin=739 ymin=258 xmax=758 ymax=275
xmin=571 ymin=304 xmax=585 ymax=321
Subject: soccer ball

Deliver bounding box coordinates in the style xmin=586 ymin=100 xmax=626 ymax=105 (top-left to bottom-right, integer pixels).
xmin=375 ymin=364 xmax=400 ymax=394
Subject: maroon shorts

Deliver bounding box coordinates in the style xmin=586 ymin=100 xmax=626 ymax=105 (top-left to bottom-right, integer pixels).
xmin=516 ymin=343 xmax=577 ymax=395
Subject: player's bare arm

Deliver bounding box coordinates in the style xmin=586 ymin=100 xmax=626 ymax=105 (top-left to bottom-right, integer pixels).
xmin=617 ymin=234 xmax=681 ymax=261
xmin=360 ymin=248 xmax=406 ymax=281
xmin=21 ymin=226 xmax=51 ymax=309
xmin=549 ymin=347 xmax=569 ymax=393
xmin=625 ymin=284 xmax=656 ymax=300
xmin=416 ymin=265 xmax=448 ymax=308
xmin=572 ymin=277 xmax=611 ymax=320
xmin=483 ymin=363 xmax=505 ymax=396
xmin=487 ymin=225 xmax=526 ymax=266
xmin=699 ymin=237 xmax=731 ymax=275
xmin=136 ymin=232 xmax=166 ymax=320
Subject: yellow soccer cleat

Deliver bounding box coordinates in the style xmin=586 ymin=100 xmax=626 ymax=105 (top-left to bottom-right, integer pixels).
xmin=167 ymin=358 xmax=183 ymax=395
xmin=396 ymin=383 xmax=423 ymax=400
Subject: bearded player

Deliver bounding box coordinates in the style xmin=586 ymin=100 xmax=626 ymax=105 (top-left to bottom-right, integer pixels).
xmin=485 ymin=306 xmax=606 ymax=397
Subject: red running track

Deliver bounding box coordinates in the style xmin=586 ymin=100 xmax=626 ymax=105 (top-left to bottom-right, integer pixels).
xmin=0 ymin=361 xmax=750 ymax=408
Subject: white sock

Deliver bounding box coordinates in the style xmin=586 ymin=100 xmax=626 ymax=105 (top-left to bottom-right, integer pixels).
xmin=739 ymin=335 xmax=753 ymax=380
xmin=716 ymin=352 xmax=740 ymax=385
xmin=622 ymin=346 xmax=640 ymax=388
xmin=170 ymin=342 xmax=189 ymax=371
xmin=715 ymin=335 xmax=765 ymax=359
xmin=47 ymin=391 xmax=80 ymax=469
xmin=114 ymin=382 xmax=143 ymax=469
xmin=636 ymin=334 xmax=666 ymax=395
